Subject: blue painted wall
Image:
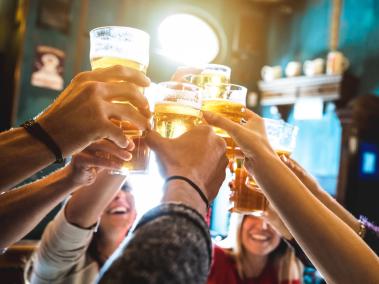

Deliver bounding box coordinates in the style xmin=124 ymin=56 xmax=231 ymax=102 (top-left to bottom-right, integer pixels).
xmin=263 ymin=0 xmax=379 ymax=195
xmin=267 ymin=0 xmax=379 ymax=96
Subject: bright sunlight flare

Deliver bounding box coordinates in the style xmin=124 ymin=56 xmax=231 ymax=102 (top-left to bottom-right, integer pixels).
xmin=158 ymin=13 xmax=220 ymax=65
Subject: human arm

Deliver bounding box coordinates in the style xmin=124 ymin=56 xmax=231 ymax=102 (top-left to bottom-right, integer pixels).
xmin=29 ymin=174 xmax=127 ymax=283
xmin=283 ymin=157 xmax=379 ymax=255
xmin=204 ymin=111 xmax=379 ymax=284
xmin=64 ymin=139 xmax=132 ymax=228
xmin=0 ymin=65 xmax=150 ymax=191
xmin=27 ymin=140 xmax=131 ymax=283
xmin=265 ymin=156 xmax=361 ymax=239
xmin=280 ymin=156 xmax=361 ymax=235
xmin=64 ymin=172 xmax=126 ymax=228
xmin=97 ymin=203 xmax=211 ymax=284
xmin=97 ymin=126 xmax=228 ymax=283
xmin=0 ymin=139 xmax=131 ymax=249
xmin=274 ymin=157 xmax=379 ymax=264
xmin=0 ymin=166 xmax=81 ymax=250
xmin=28 ymin=206 xmax=97 ymax=284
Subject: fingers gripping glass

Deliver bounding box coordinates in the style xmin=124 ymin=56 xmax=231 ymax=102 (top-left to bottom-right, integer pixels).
xmin=89 ymin=26 xmax=151 ymax=175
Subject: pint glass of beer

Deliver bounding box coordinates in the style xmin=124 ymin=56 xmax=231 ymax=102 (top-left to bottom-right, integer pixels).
xmin=153 ymin=82 xmax=202 ymax=139
xmin=189 ymin=64 xmax=231 ymax=85
xmin=245 ymin=118 xmax=283 ymax=188
xmin=185 ymin=64 xmax=231 ymax=99
xmin=201 ymin=83 xmax=247 ymax=160
xmin=90 ymin=26 xmax=149 ymax=74
xmin=242 ymin=119 xmax=298 ymax=215
xmin=245 ymin=120 xmax=298 ymax=184
xmin=89 ymin=26 xmax=150 ymax=174
xmin=230 ymin=164 xmax=269 ymax=215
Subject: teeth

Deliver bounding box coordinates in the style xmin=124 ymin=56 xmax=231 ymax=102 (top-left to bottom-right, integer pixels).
xmin=249 ymin=233 xmax=269 ymax=241
xmin=110 ymin=206 xmax=127 ymax=214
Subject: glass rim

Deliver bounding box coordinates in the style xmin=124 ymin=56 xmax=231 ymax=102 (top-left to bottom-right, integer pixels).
xmin=89 ymin=26 xmax=150 ymax=39
xmin=182 ymin=73 xmax=200 ymax=82
xmin=263 ymin=117 xmax=283 ymax=125
xmin=157 ymin=81 xmax=201 ymax=92
xmin=202 ymin=63 xmax=231 ymax=72
xmin=184 ymin=63 xmax=231 ymax=73
xmin=204 ymin=82 xmax=247 ymax=92
xmin=282 ymin=121 xmax=299 ymax=131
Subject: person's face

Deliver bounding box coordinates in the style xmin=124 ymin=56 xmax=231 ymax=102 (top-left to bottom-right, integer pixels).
xmin=240 ymin=216 xmax=281 ymax=257
xmin=99 ymin=190 xmax=137 ymax=236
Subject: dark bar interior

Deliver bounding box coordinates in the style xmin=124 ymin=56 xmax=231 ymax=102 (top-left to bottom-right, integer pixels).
xmin=0 ymin=0 xmax=378 ymax=283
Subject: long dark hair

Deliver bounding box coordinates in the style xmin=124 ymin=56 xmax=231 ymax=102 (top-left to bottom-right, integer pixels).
xmin=87 ymin=182 xmax=133 ymax=267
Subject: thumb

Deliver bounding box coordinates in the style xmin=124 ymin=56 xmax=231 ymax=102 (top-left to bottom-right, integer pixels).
xmin=203 ymin=111 xmax=237 ymax=133
xmin=103 ymin=122 xmax=128 ymax=148
xmin=145 ymin=130 xmax=167 ymax=151
xmin=203 ymin=111 xmax=246 ymax=143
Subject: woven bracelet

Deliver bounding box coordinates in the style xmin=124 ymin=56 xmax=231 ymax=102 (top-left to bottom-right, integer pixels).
xmin=21 ymin=119 xmax=64 ymax=164
xmin=165 ymin=176 xmax=210 ymax=210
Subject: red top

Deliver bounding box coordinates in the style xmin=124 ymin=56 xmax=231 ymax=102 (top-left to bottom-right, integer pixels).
xmin=208 ymin=246 xmax=300 ymax=284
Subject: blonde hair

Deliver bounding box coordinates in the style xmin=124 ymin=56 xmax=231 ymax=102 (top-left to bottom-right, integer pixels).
xmin=219 ymin=213 xmax=303 ymax=282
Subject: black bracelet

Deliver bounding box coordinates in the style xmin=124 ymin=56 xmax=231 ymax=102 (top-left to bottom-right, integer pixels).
xmin=21 ymin=119 xmax=64 ymax=164
xmin=165 ymin=176 xmax=209 ymax=210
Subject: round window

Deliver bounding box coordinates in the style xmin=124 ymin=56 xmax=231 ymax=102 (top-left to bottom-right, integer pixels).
xmin=158 ymin=13 xmax=220 ymax=65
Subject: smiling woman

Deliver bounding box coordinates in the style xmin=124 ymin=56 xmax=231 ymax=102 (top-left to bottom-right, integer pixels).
xmin=208 ymin=214 xmax=304 ymax=284
xmin=158 ymin=13 xmax=220 ymax=65
xmin=25 ymin=173 xmax=138 ymax=284
xmin=240 ymin=216 xmax=281 ymax=257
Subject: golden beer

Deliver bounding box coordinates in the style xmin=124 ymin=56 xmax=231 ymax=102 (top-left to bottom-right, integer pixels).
xmin=245 ymin=150 xmax=292 ymax=188
xmin=276 ymin=150 xmax=291 ymax=158
xmin=230 ymin=167 xmax=268 ymax=215
xmin=188 ymin=72 xmax=229 ymax=88
xmin=224 ymin=136 xmax=243 ymax=161
xmin=100 ymin=122 xmax=148 ymax=173
xmin=202 ymin=99 xmax=246 ymax=134
xmin=91 ymin=56 xmax=147 ymax=73
xmin=90 ymin=57 xmax=149 ymax=172
xmin=89 ymin=26 xmax=150 ymax=173
xmin=187 ymin=73 xmax=229 ymax=100
xmin=202 ymin=99 xmax=246 ymax=160
xmin=122 ymin=135 xmax=150 ymax=172
xmin=154 ymin=102 xmax=202 ymax=139
xmin=91 ymin=57 xmax=147 ymax=137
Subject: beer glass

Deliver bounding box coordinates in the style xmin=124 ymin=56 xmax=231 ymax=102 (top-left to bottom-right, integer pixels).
xmin=90 ymin=26 xmax=149 ymax=74
xmin=257 ymin=120 xmax=298 ymax=184
xmin=89 ymin=26 xmax=150 ymax=174
xmin=229 ymin=158 xmax=269 ymax=215
xmin=277 ymin=122 xmax=299 ymax=157
xmin=185 ymin=64 xmax=231 ymax=86
xmin=245 ymin=118 xmax=283 ymax=188
xmin=153 ymin=82 xmax=202 ymax=139
xmin=199 ymin=63 xmax=231 ymax=84
xmin=238 ymin=120 xmax=298 ymax=215
xmin=184 ymin=66 xmax=230 ymax=100
xmin=201 ymin=83 xmax=247 ymax=160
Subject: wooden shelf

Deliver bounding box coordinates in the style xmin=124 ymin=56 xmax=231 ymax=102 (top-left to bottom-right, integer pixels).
xmin=258 ymin=74 xmax=342 ymax=105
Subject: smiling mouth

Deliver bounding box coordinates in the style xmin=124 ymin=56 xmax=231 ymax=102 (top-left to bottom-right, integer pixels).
xmin=248 ymin=233 xmax=270 ymax=242
xmin=108 ymin=206 xmax=130 ymax=215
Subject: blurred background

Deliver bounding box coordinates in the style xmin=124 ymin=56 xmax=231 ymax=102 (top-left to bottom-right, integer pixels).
xmin=1 ymin=0 xmax=378 ymax=261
